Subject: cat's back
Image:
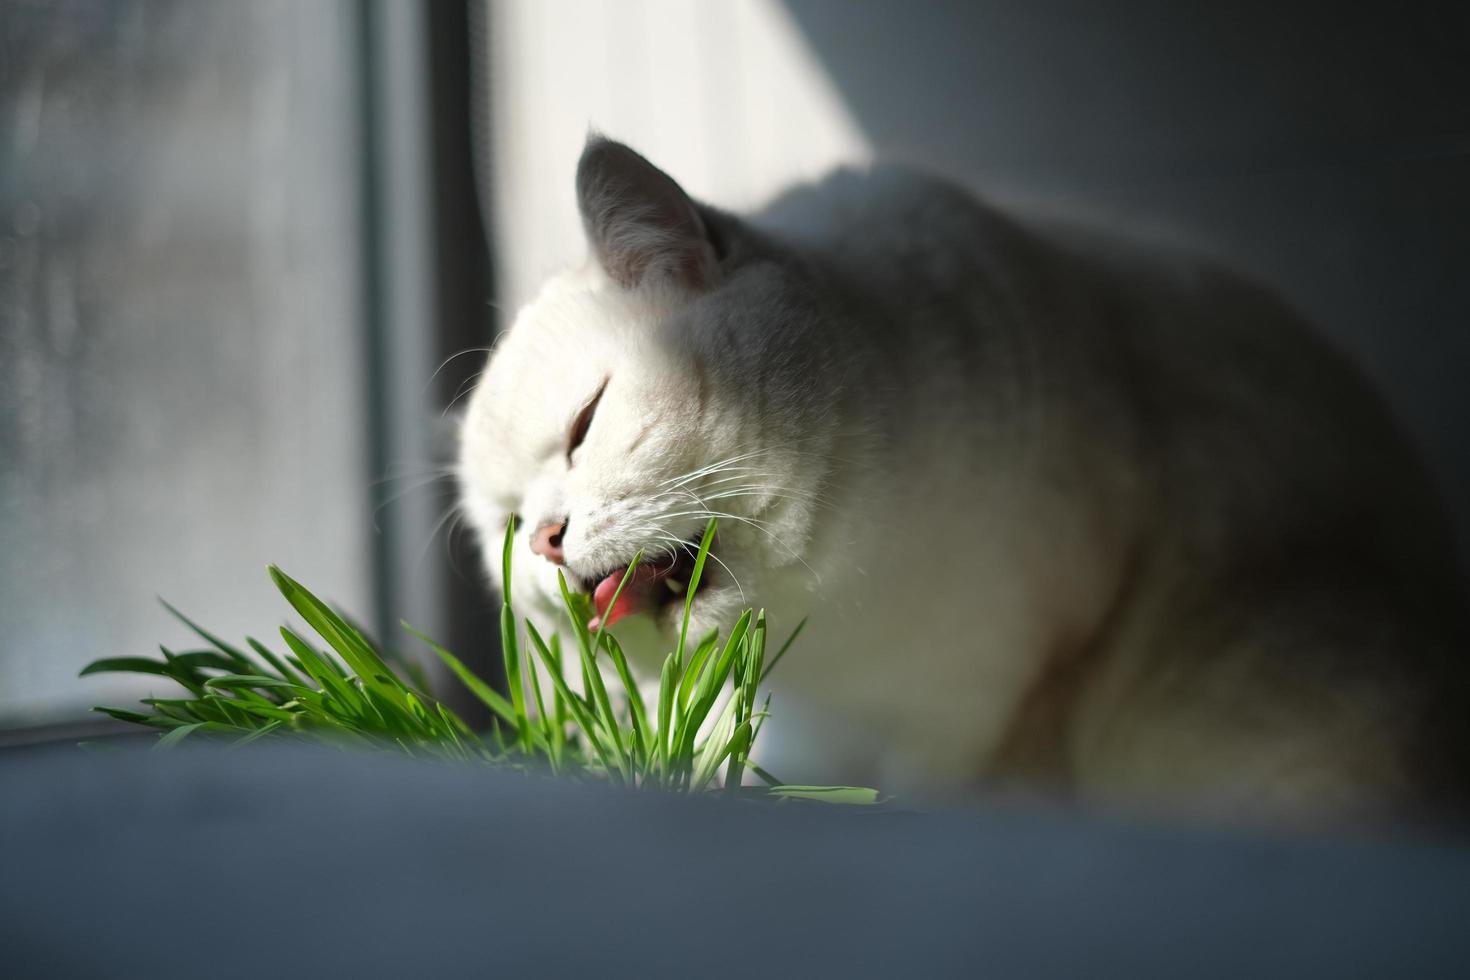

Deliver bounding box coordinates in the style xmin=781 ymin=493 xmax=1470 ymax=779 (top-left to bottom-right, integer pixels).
xmin=759 ymin=161 xmax=1463 ymax=619
xmin=762 ymin=163 xmax=1460 ymax=598
xmin=758 ymin=163 xmax=1469 ymax=808
xmin=754 ymin=164 xmax=1031 ymax=286
xmin=1005 ymin=196 xmax=1470 ymax=811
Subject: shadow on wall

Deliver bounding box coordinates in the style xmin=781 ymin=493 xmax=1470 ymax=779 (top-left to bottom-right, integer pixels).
xmin=780 ymin=0 xmax=1470 ymax=581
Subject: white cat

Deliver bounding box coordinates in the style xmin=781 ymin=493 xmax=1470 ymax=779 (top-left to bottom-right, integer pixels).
xmin=458 ymin=136 xmax=1468 ymax=821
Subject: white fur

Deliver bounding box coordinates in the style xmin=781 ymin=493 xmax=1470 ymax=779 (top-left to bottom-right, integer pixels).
xmin=459 ymin=166 xmax=1116 ymax=794
xmin=458 ymin=142 xmax=1466 ymax=816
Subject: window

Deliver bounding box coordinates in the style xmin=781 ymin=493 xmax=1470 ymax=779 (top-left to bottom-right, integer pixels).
xmin=0 ymin=1 xmax=373 ymax=725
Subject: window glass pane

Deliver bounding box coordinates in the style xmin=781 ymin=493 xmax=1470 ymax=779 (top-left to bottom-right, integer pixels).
xmin=484 ymin=0 xmax=870 ymax=312
xmin=0 ymin=0 xmax=372 ymax=724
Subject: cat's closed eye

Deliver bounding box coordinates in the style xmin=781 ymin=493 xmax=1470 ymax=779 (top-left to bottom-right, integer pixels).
xmin=567 ymin=379 xmax=608 ymax=462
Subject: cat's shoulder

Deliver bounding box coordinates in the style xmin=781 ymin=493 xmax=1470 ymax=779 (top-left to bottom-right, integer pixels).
xmin=749 ymin=161 xmax=1272 ymax=314
xmin=766 ymin=161 xmax=973 ymax=209
xmin=752 ymin=161 xmax=1017 ymax=265
xmin=759 ymin=160 xmax=986 ymax=221
xmin=755 ymin=161 xmax=1219 ymax=274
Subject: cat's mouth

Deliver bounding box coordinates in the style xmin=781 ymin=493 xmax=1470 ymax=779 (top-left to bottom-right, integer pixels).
xmin=583 ymin=542 xmax=705 ymax=632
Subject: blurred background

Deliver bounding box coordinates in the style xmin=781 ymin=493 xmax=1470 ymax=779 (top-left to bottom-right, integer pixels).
xmin=2 ymin=0 xmax=1466 ymax=734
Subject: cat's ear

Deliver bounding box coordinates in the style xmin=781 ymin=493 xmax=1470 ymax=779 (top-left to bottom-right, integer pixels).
xmin=576 ymin=135 xmax=717 ymax=290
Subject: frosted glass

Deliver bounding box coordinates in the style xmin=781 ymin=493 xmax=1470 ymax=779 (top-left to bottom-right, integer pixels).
xmin=0 ymin=1 xmax=373 ymax=724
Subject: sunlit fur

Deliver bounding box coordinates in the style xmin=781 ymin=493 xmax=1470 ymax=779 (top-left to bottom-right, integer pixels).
xmin=459 ymin=138 xmax=1468 ymax=821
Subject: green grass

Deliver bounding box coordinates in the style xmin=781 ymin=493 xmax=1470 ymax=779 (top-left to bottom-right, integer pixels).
xmin=82 ymin=517 xmax=879 ymax=805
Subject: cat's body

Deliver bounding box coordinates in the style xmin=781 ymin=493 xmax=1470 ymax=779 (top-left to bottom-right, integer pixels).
xmin=459 ymin=138 xmax=1468 ymax=822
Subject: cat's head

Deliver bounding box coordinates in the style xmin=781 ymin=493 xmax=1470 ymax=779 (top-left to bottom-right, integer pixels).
xmin=458 ymin=137 xmax=841 ymax=636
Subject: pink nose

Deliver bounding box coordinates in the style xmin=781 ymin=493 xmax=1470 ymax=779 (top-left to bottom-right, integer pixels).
xmin=530 ymin=520 xmax=567 ymax=565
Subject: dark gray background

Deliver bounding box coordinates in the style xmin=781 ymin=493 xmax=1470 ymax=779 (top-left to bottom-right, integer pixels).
xmin=784 ymin=0 xmax=1470 ymax=581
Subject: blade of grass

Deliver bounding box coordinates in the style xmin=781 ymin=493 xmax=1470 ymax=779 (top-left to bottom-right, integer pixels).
xmin=559 ymin=571 xmax=628 ymax=771
xmin=523 ymin=626 xmax=553 ymax=764
xmin=673 ymin=622 xmax=752 ymax=787
xmin=727 ymin=610 xmax=765 ymax=790
xmin=723 ymin=721 xmax=754 ymax=795
xmin=677 ymin=629 xmax=720 ymax=710
xmin=229 ymin=719 xmax=287 ymax=748
xmin=79 ymin=657 xmax=180 ymax=680
xmin=528 ymin=634 xmax=625 ymax=784
xmin=171 ymin=650 xmax=259 ymax=674
xmin=765 ymin=786 xmax=881 ymax=805
xmin=760 ymin=616 xmax=805 ymax=684
xmin=674 ymin=519 xmax=717 ymax=670
xmin=501 ymin=515 xmax=518 ymax=605
xmin=494 ymin=518 xmax=534 ymax=750
xmin=691 ymin=694 xmax=742 ymax=792
xmin=154 ymin=720 xmax=235 ymax=748
xmin=202 ymin=674 xmax=307 ymax=692
xmin=603 ymin=633 xmax=651 ymax=760
xmin=160 ymin=599 xmax=256 ymax=672
xmin=402 ymin=623 xmax=518 ymax=727
xmin=500 ymin=602 xmax=532 ymax=751
xmin=524 ymin=620 xmax=568 ymax=766
xmin=654 ymin=651 xmax=676 ymax=779
xmin=674 ymin=610 xmax=751 ymax=760
xmin=245 ymin=638 xmax=309 ymax=688
xmin=548 ymin=633 xmax=569 ymax=743
xmin=749 ymin=691 xmax=774 ymax=750
xmin=587 ymin=549 xmax=644 ymax=655
xmin=278 ymin=626 xmax=364 ymax=721
xmin=269 ymin=566 xmax=411 ymax=708
xmin=93 ymin=706 xmax=183 ymax=728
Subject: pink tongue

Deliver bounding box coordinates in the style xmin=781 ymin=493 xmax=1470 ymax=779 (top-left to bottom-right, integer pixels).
xmin=590 ymin=564 xmax=663 ymax=630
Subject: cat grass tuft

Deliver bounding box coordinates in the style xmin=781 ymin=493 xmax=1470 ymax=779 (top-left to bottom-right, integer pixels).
xmin=82 ymin=517 xmax=880 ymax=804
